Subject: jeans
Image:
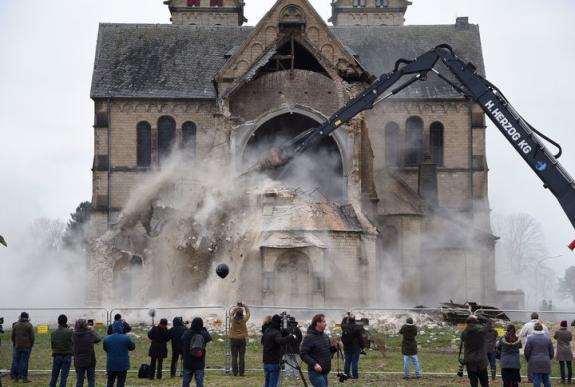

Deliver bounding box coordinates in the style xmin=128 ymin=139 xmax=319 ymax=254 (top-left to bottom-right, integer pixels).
xmin=403 ymin=355 xmax=421 ymax=377
xmin=560 ymin=360 xmax=573 ymax=381
xmin=283 ymin=354 xmax=299 ymax=379
xmin=308 ymin=369 xmax=328 ymax=387
xmin=230 ymin=338 xmax=246 ymax=376
xmin=533 ymin=372 xmax=551 ymax=387
xmin=170 ymin=351 xmax=182 ymax=377
xmin=264 ymin=363 xmax=280 ymax=387
xmin=13 ymin=348 xmax=31 ymax=380
xmin=344 ymin=350 xmax=360 ymax=378
xmin=486 ymin=352 xmax=496 ymax=370
xmin=10 ymin=348 xmax=18 ymax=379
xmin=75 ymin=366 xmax=96 ymax=387
xmin=49 ymin=354 xmax=72 ymax=387
xmin=149 ymin=355 xmax=164 ymax=379
xmin=467 ymin=368 xmax=489 ymax=387
xmin=182 ymin=368 xmax=204 ymax=387
xmin=106 ymin=370 xmax=127 ymax=387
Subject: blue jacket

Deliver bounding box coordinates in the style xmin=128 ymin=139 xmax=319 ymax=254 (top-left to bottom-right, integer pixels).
xmin=525 ymin=331 xmax=554 ymax=374
xmin=103 ymin=321 xmax=136 ymax=371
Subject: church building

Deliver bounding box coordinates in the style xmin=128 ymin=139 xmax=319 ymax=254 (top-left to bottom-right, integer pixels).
xmin=87 ymin=0 xmax=496 ymax=307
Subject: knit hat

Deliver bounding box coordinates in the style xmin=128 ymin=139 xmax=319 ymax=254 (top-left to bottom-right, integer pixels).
xmin=20 ymin=312 xmax=29 ymax=319
xmin=58 ymin=314 xmax=68 ymax=326
xmin=561 ymin=320 xmax=568 ymax=327
xmin=406 ymin=317 xmax=414 ymax=324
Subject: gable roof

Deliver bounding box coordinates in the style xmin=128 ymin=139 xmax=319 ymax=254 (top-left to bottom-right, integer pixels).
xmin=91 ymin=23 xmax=484 ymax=99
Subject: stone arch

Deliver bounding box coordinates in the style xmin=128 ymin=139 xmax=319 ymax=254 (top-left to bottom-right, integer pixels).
xmin=250 ymin=42 xmax=264 ymax=61
xmin=234 ymin=60 xmax=249 ymax=78
xmin=321 ymin=44 xmax=334 ymax=64
xmin=265 ymin=26 xmax=278 ymax=45
xmin=306 ymin=26 xmax=320 ymax=45
xmin=112 ymin=254 xmax=144 ymax=303
xmin=273 ymin=250 xmax=312 ymax=306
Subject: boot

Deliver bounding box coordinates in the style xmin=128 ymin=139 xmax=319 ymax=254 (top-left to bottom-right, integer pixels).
xmin=491 ymin=369 xmax=496 ymax=381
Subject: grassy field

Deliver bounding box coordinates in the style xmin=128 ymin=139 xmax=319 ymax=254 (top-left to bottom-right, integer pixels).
xmin=0 ymin=324 xmax=568 ymax=386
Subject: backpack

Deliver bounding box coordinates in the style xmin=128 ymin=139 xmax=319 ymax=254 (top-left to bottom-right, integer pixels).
xmin=189 ymin=333 xmax=205 ymax=358
xmin=137 ymin=363 xmax=150 ymax=379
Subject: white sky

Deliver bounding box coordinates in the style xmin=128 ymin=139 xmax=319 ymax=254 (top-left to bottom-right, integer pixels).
xmin=1 ymin=0 xmax=574 ymax=274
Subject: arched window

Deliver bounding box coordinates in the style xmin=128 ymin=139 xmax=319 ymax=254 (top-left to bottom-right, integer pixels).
xmin=405 ymin=116 xmax=424 ymax=166
xmin=430 ymin=121 xmax=444 ymax=166
xmin=136 ymin=121 xmax=151 ymax=167
xmin=157 ymin=116 xmax=176 ymax=163
xmin=384 ymin=122 xmax=400 ymax=167
xmin=181 ymin=121 xmax=197 ymax=159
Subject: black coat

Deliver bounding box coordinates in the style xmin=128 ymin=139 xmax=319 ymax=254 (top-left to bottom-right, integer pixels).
xmin=399 ymin=323 xmax=418 ymax=355
xmin=169 ymin=319 xmax=186 ymax=355
xmin=107 ymin=321 xmax=131 ymax=335
xmin=261 ymin=322 xmax=295 ymax=364
xmin=341 ymin=320 xmax=365 ymax=352
xmin=461 ymin=321 xmax=489 ymax=372
xmin=182 ymin=327 xmax=212 ymax=370
xmin=73 ymin=328 xmax=101 ymax=368
xmin=300 ymin=325 xmax=337 ymax=374
xmin=147 ymin=325 xmax=171 ymax=358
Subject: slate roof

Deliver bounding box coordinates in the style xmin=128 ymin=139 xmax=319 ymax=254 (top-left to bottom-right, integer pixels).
xmin=91 ymin=23 xmax=484 ymax=99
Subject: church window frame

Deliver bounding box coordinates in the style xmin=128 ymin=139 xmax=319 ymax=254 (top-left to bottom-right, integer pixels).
xmin=181 ymin=121 xmax=197 ymax=159
xmin=187 ymin=0 xmax=200 ymax=6
xmin=157 ymin=115 xmax=176 ymax=164
xmin=384 ymin=121 xmax=401 ymax=167
xmin=210 ymin=0 xmax=223 ymax=7
xmin=136 ymin=121 xmax=152 ymax=168
xmin=429 ymin=121 xmax=445 ymax=166
xmin=404 ymin=116 xmax=424 ymax=166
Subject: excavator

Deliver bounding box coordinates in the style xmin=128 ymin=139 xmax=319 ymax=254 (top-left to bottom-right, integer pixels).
xmin=246 ymin=44 xmax=575 ymax=248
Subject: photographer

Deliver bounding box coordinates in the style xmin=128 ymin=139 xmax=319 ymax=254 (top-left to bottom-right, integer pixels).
xmin=229 ymin=302 xmax=250 ymax=377
xmin=282 ymin=317 xmax=303 ymax=381
xmin=168 ymin=317 xmax=186 ymax=378
xmin=261 ymin=314 xmax=297 ymax=387
xmin=107 ymin=314 xmax=131 ymax=335
xmin=340 ymin=313 xmax=364 ymax=380
xmin=461 ymin=315 xmax=491 ymax=387
xmin=301 ymin=314 xmax=342 ymax=387
xmin=399 ymin=317 xmax=421 ymax=380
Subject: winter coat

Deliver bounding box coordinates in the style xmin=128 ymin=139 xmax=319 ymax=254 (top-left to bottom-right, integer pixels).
xmin=169 ymin=318 xmax=186 ymax=355
xmin=341 ymin=320 xmax=365 ymax=352
xmin=147 ymin=325 xmax=171 ymax=358
xmin=399 ymin=323 xmax=418 ymax=356
xmin=106 ymin=320 xmax=131 ymax=335
xmin=496 ymin=337 xmax=522 ymax=369
xmin=11 ymin=318 xmax=34 ymax=349
xmin=103 ymin=323 xmax=136 ymax=372
xmin=524 ymin=331 xmax=554 ymax=374
xmin=519 ymin=320 xmax=549 ymax=337
xmin=73 ymin=327 xmax=101 ymax=368
xmin=300 ymin=324 xmax=337 ymax=375
xmin=182 ymin=318 xmax=212 ymax=371
xmin=554 ymin=328 xmax=573 ymax=361
xmin=229 ymin=306 xmax=250 ymax=339
xmin=261 ymin=320 xmax=295 ymax=364
xmin=485 ymin=328 xmax=498 ymax=353
xmin=51 ymin=325 xmax=74 ymax=356
xmin=285 ymin=326 xmax=303 ymax=355
xmin=461 ymin=322 xmax=489 ymax=372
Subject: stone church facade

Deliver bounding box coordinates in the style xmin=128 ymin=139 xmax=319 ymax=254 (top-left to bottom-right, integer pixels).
xmin=88 ymin=0 xmax=496 ymax=307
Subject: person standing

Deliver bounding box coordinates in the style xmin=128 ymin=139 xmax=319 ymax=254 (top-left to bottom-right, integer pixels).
xmin=11 ymin=312 xmax=34 ymax=384
xmin=554 ymin=320 xmax=573 ymax=384
xmin=399 ymin=317 xmax=421 ymax=380
xmin=496 ymin=324 xmax=522 ymax=387
xmin=261 ymin=314 xmax=297 ymax=387
xmin=107 ymin=314 xmax=131 ymax=335
xmin=103 ymin=320 xmax=136 ymax=387
xmin=524 ymin=323 xmax=554 ymax=387
xmin=341 ymin=313 xmax=364 ymax=380
xmin=147 ymin=318 xmax=171 ymax=380
xmin=182 ymin=317 xmax=212 ymax=387
xmin=73 ymin=319 xmax=101 ymax=387
xmin=229 ymin=302 xmax=250 ymax=377
xmin=169 ymin=317 xmax=186 ymax=378
xmin=461 ymin=315 xmax=490 ymax=387
xmin=283 ymin=323 xmax=303 ymax=381
xmin=300 ymin=314 xmax=342 ymax=387
xmin=520 ymin=312 xmax=549 ymax=382
xmin=50 ymin=314 xmax=74 ymax=387
xmin=485 ymin=320 xmax=498 ymax=381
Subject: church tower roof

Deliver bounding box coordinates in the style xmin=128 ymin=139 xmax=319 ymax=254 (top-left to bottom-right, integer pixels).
xmin=164 ymin=0 xmax=247 ymax=26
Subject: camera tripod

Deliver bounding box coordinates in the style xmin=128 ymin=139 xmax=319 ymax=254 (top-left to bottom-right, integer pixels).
xmin=279 ymin=343 xmax=308 ymax=387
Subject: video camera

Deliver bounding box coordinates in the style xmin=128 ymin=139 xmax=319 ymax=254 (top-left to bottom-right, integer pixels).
xmin=279 ymin=312 xmax=298 ymax=335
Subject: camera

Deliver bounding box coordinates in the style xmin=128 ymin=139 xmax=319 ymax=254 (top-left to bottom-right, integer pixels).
xmin=457 ymin=361 xmax=465 ymax=377
xmin=337 ymin=372 xmax=350 ymax=383
xmin=279 ymin=312 xmax=298 ymax=335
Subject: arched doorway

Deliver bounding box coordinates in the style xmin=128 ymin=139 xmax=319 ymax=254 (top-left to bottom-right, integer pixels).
xmin=243 ymin=113 xmax=345 ymax=202
xmin=113 ymin=255 xmax=144 ymax=303
xmin=274 ymin=251 xmax=312 ymax=307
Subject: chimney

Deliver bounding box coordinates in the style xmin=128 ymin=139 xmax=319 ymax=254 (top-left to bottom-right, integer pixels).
xmin=418 ymin=153 xmax=438 ymax=207
xmin=455 ymin=16 xmax=469 ymax=30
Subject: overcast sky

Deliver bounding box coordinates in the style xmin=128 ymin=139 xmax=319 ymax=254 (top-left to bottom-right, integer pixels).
xmin=1 ymin=0 xmax=574 ymax=274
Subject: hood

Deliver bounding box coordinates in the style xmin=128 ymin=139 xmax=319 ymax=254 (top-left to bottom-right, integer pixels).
xmin=261 ymin=322 xmax=270 ymax=334
xmin=191 ymin=317 xmax=203 ymax=332
xmin=173 ymin=317 xmax=184 ymax=327
xmin=112 ymin=320 xmax=124 ymax=334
